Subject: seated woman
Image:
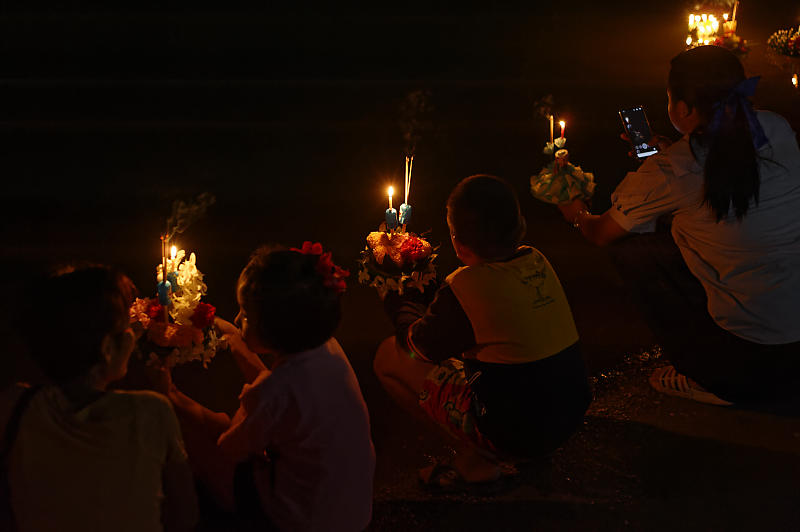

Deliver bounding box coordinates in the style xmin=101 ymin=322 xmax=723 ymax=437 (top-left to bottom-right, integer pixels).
xmin=559 ymin=46 xmax=800 ymax=405
xmin=1 ymin=265 xmax=198 ymax=532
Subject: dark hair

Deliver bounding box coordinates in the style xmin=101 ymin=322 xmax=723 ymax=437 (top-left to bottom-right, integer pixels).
xmin=668 ymin=46 xmax=760 ymax=221
xmin=446 ymin=174 xmax=526 ymax=260
xmin=27 ymin=265 xmax=137 ymax=384
xmin=238 ymin=245 xmax=343 ymax=354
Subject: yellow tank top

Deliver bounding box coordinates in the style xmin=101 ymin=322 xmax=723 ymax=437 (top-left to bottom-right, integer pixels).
xmin=445 ymin=246 xmax=579 ymax=364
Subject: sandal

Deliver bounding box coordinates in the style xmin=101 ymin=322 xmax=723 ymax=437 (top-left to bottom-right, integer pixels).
xmin=418 ymin=459 xmax=518 ymax=494
xmin=649 ymin=365 xmax=733 ymax=406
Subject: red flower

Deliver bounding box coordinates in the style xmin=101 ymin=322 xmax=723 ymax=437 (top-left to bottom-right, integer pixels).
xmin=316 ymin=251 xmax=350 ymax=294
xmin=190 ymin=302 xmax=216 ymax=329
xmin=291 ymin=241 xmax=324 ymax=255
xmin=146 ymin=299 xmax=167 ymax=322
xmin=399 ymin=236 xmax=432 ymax=263
xmin=292 ymin=241 xmax=349 ymax=294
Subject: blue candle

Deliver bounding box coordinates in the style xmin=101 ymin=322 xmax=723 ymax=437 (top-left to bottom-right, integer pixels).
xmin=157 ymin=280 xmax=172 ymax=306
xmin=399 ymin=203 xmax=412 ymax=225
xmin=166 ymin=271 xmax=179 ymax=291
xmin=385 ymin=208 xmax=398 ymax=230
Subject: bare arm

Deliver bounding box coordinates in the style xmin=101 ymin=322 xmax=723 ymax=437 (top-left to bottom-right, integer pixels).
xmin=558 ymin=199 xmax=630 ymax=247
xmin=215 ymin=317 xmax=267 ymax=384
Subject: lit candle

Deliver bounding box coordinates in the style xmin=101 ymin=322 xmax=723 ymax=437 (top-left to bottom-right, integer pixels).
xmin=559 ymin=120 xmax=566 ymax=139
xmin=385 ymin=186 xmax=398 ymax=231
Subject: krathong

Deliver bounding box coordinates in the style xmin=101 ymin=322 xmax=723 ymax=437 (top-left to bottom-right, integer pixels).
xmin=530 ymin=108 xmax=595 ymax=205
xmin=686 ymin=3 xmax=748 ymax=56
xmin=358 ymin=158 xmax=438 ymax=299
xmin=130 ymin=247 xmax=224 ymax=368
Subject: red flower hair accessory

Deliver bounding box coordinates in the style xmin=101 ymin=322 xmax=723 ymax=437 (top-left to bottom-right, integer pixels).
xmin=291 ymin=241 xmax=350 ymax=294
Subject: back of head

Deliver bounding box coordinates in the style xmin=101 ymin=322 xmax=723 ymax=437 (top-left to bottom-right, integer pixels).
xmin=238 ymin=245 xmax=343 ymax=354
xmin=26 ymin=265 xmax=137 ymax=385
xmin=669 ymin=45 xmax=759 ymax=221
xmin=446 ymin=174 xmax=526 ymax=260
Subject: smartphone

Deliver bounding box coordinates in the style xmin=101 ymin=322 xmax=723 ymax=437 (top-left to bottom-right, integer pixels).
xmin=619 ymin=106 xmax=659 ymax=159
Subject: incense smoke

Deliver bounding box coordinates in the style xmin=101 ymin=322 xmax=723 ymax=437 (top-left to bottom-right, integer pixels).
xmin=399 ymin=89 xmax=433 ymax=156
xmin=533 ymin=94 xmax=555 ymax=120
xmin=165 ymin=192 xmax=216 ymax=239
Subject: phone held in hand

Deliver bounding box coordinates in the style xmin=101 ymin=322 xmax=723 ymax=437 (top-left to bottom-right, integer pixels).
xmin=619 ymin=106 xmax=659 ymax=159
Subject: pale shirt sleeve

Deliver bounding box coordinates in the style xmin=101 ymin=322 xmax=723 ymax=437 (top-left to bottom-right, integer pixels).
xmin=217 ymin=370 xmax=284 ymax=463
xmin=608 ymin=153 xmax=679 ymax=233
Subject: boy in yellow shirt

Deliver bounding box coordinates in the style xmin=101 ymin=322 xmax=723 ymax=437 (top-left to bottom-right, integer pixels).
xmin=375 ymin=174 xmax=591 ymax=487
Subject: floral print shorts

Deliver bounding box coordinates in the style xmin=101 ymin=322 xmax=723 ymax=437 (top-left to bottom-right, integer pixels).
xmin=418 ymin=358 xmax=496 ymax=452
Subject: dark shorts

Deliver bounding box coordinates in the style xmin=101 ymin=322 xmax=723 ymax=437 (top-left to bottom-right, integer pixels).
xmin=419 ymin=344 xmax=591 ymax=458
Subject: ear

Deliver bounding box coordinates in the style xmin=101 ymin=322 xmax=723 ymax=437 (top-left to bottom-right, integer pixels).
xmin=675 ymin=99 xmax=693 ymax=119
xmin=100 ymin=333 xmax=115 ymax=365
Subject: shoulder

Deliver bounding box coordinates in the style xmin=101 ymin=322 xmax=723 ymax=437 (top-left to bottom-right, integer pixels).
xmin=106 ymin=389 xmax=175 ymax=417
xmin=445 ymin=265 xmax=469 ymax=284
xmin=757 ymin=110 xmax=797 ymax=147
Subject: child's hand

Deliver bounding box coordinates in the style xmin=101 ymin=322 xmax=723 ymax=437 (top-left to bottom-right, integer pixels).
xmin=214 ymin=317 xmax=240 ymax=338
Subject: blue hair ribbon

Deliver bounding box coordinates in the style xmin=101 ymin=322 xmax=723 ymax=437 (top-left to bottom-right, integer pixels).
xmin=706 ymin=76 xmax=768 ymax=150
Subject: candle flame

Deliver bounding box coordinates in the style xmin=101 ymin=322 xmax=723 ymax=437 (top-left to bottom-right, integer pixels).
xmin=793 ymin=74 xmax=798 ymax=88
xmin=686 ymin=36 xmax=693 ymax=46
xmin=558 ymin=120 xmax=565 ymax=128
xmin=387 ymin=186 xmax=394 ymax=197
xmin=170 ymin=245 xmax=177 ymax=260
xmin=723 ymin=13 xmax=728 ymax=21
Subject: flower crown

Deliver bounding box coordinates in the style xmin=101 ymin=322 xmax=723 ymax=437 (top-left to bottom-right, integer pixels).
xmin=291 ymin=241 xmax=350 ymax=294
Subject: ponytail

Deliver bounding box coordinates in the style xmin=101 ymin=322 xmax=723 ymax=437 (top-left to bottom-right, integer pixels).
xmin=669 ymin=46 xmax=767 ymax=222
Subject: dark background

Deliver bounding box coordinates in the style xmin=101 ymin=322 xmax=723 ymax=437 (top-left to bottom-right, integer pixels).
xmin=2 ymin=2 xmax=800 ymax=529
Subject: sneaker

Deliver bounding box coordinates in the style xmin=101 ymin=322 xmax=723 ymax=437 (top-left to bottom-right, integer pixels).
xmin=649 ymin=365 xmax=733 ymax=406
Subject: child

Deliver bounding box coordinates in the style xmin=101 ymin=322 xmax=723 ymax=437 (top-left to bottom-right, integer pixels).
xmin=558 ymin=45 xmax=800 ymax=405
xmin=155 ymin=243 xmax=375 ymax=531
xmin=1 ymin=265 xmax=198 ymax=532
xmin=375 ymin=175 xmax=591 ymax=487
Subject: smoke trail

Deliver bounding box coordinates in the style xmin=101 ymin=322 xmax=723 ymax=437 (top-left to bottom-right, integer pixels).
xmin=399 ymin=89 xmax=433 ymax=156
xmin=165 ymin=192 xmax=216 ymax=240
xmin=533 ymin=94 xmax=555 ymax=120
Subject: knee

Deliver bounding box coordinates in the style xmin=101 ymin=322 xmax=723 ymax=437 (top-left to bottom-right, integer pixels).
xmin=373 ymin=336 xmax=398 ymax=383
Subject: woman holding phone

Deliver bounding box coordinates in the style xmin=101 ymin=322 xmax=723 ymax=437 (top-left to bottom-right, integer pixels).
xmin=558 ymin=45 xmax=800 ymax=406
